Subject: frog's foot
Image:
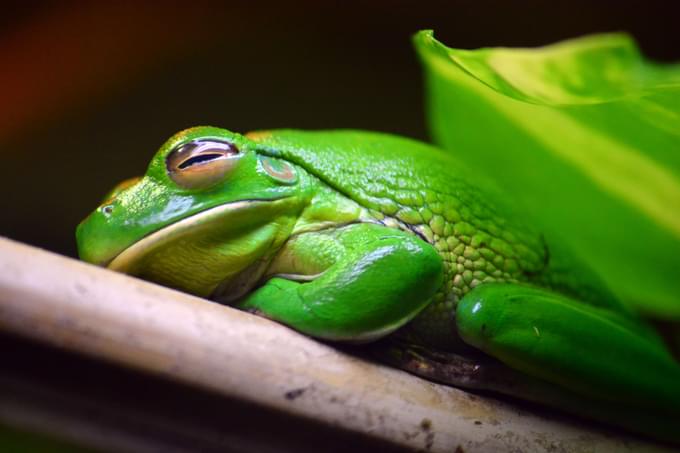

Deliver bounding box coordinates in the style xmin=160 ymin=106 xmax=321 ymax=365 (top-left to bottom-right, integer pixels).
xmin=370 ymin=339 xmax=546 ymax=397
xmin=384 ymin=342 xmax=486 ymax=388
xmin=372 ymin=339 xmax=624 ymax=417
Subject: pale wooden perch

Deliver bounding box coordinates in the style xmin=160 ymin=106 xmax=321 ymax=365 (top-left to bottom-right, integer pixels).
xmin=0 ymin=236 xmax=675 ymax=452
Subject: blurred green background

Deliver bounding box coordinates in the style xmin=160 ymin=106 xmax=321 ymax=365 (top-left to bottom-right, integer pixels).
xmin=1 ymin=0 xmax=679 ymax=258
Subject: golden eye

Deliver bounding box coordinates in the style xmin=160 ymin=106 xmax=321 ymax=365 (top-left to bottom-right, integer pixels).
xmin=166 ymin=140 xmax=240 ymax=189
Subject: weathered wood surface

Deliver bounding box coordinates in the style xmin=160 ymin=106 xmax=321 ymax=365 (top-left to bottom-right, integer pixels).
xmin=0 ymin=236 xmax=675 ymax=452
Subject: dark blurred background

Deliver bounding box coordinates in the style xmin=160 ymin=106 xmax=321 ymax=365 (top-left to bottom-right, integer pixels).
xmin=1 ymin=0 xmax=679 ymax=256
xmin=1 ymin=3 xmax=680 ymax=450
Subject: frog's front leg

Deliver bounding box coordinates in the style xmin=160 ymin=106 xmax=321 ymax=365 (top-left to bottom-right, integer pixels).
xmin=236 ymin=223 xmax=444 ymax=341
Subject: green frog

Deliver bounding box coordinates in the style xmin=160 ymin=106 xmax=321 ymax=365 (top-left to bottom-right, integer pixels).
xmin=77 ymin=126 xmax=680 ymax=443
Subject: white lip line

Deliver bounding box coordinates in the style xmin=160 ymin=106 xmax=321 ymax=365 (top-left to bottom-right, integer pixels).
xmin=107 ymin=199 xmax=278 ymax=271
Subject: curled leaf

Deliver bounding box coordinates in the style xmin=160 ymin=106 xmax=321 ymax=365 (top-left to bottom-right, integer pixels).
xmin=415 ymin=30 xmax=680 ymax=318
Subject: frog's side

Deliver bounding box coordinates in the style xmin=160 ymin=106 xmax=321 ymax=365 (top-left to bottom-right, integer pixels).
xmin=247 ymin=129 xmax=619 ymax=349
xmin=77 ymin=126 xmax=680 ymax=443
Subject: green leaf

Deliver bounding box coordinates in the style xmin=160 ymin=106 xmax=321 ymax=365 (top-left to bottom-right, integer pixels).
xmin=415 ymin=30 xmax=680 ymax=318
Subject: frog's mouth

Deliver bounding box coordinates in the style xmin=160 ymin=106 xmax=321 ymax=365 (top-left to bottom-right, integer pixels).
xmin=106 ymin=198 xmax=296 ymax=297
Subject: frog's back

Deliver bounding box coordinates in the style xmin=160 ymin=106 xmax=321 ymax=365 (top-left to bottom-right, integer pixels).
xmin=249 ymin=129 xmax=618 ymax=348
xmin=250 ymin=129 xmax=503 ymax=225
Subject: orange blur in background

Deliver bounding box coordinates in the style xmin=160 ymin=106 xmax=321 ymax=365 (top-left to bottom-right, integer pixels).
xmin=1 ymin=1 xmax=678 ymax=257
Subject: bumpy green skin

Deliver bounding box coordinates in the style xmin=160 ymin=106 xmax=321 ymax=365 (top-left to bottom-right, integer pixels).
xmin=77 ymin=126 xmax=680 ymax=443
xmin=252 ymin=129 xmax=624 ymax=349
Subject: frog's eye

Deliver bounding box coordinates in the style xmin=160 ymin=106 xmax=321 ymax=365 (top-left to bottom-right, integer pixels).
xmin=166 ymin=139 xmax=240 ymax=189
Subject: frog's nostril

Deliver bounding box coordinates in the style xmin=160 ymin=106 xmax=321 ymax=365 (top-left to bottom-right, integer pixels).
xmin=101 ymin=204 xmax=114 ymax=215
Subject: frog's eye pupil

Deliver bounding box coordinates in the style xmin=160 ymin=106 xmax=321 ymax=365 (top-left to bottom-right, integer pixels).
xmin=178 ymin=153 xmax=226 ymax=169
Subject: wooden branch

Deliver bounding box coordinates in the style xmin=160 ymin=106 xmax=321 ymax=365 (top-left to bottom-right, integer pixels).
xmin=0 ymin=236 xmax=674 ymax=452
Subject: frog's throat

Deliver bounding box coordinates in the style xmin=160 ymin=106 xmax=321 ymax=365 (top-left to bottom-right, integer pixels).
xmin=107 ymin=199 xmax=286 ymax=274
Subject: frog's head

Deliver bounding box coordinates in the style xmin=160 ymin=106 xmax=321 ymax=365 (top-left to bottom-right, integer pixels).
xmin=76 ymin=126 xmax=309 ymax=299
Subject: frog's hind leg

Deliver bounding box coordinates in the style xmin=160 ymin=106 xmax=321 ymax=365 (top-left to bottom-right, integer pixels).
xmin=454 ymin=282 xmax=680 ymax=443
xmin=456 ymin=283 xmax=680 ymax=412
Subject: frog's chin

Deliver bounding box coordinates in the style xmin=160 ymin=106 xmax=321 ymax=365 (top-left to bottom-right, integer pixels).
xmin=107 ymin=200 xmax=257 ymax=272
xmin=105 ymin=198 xmax=295 ymax=297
